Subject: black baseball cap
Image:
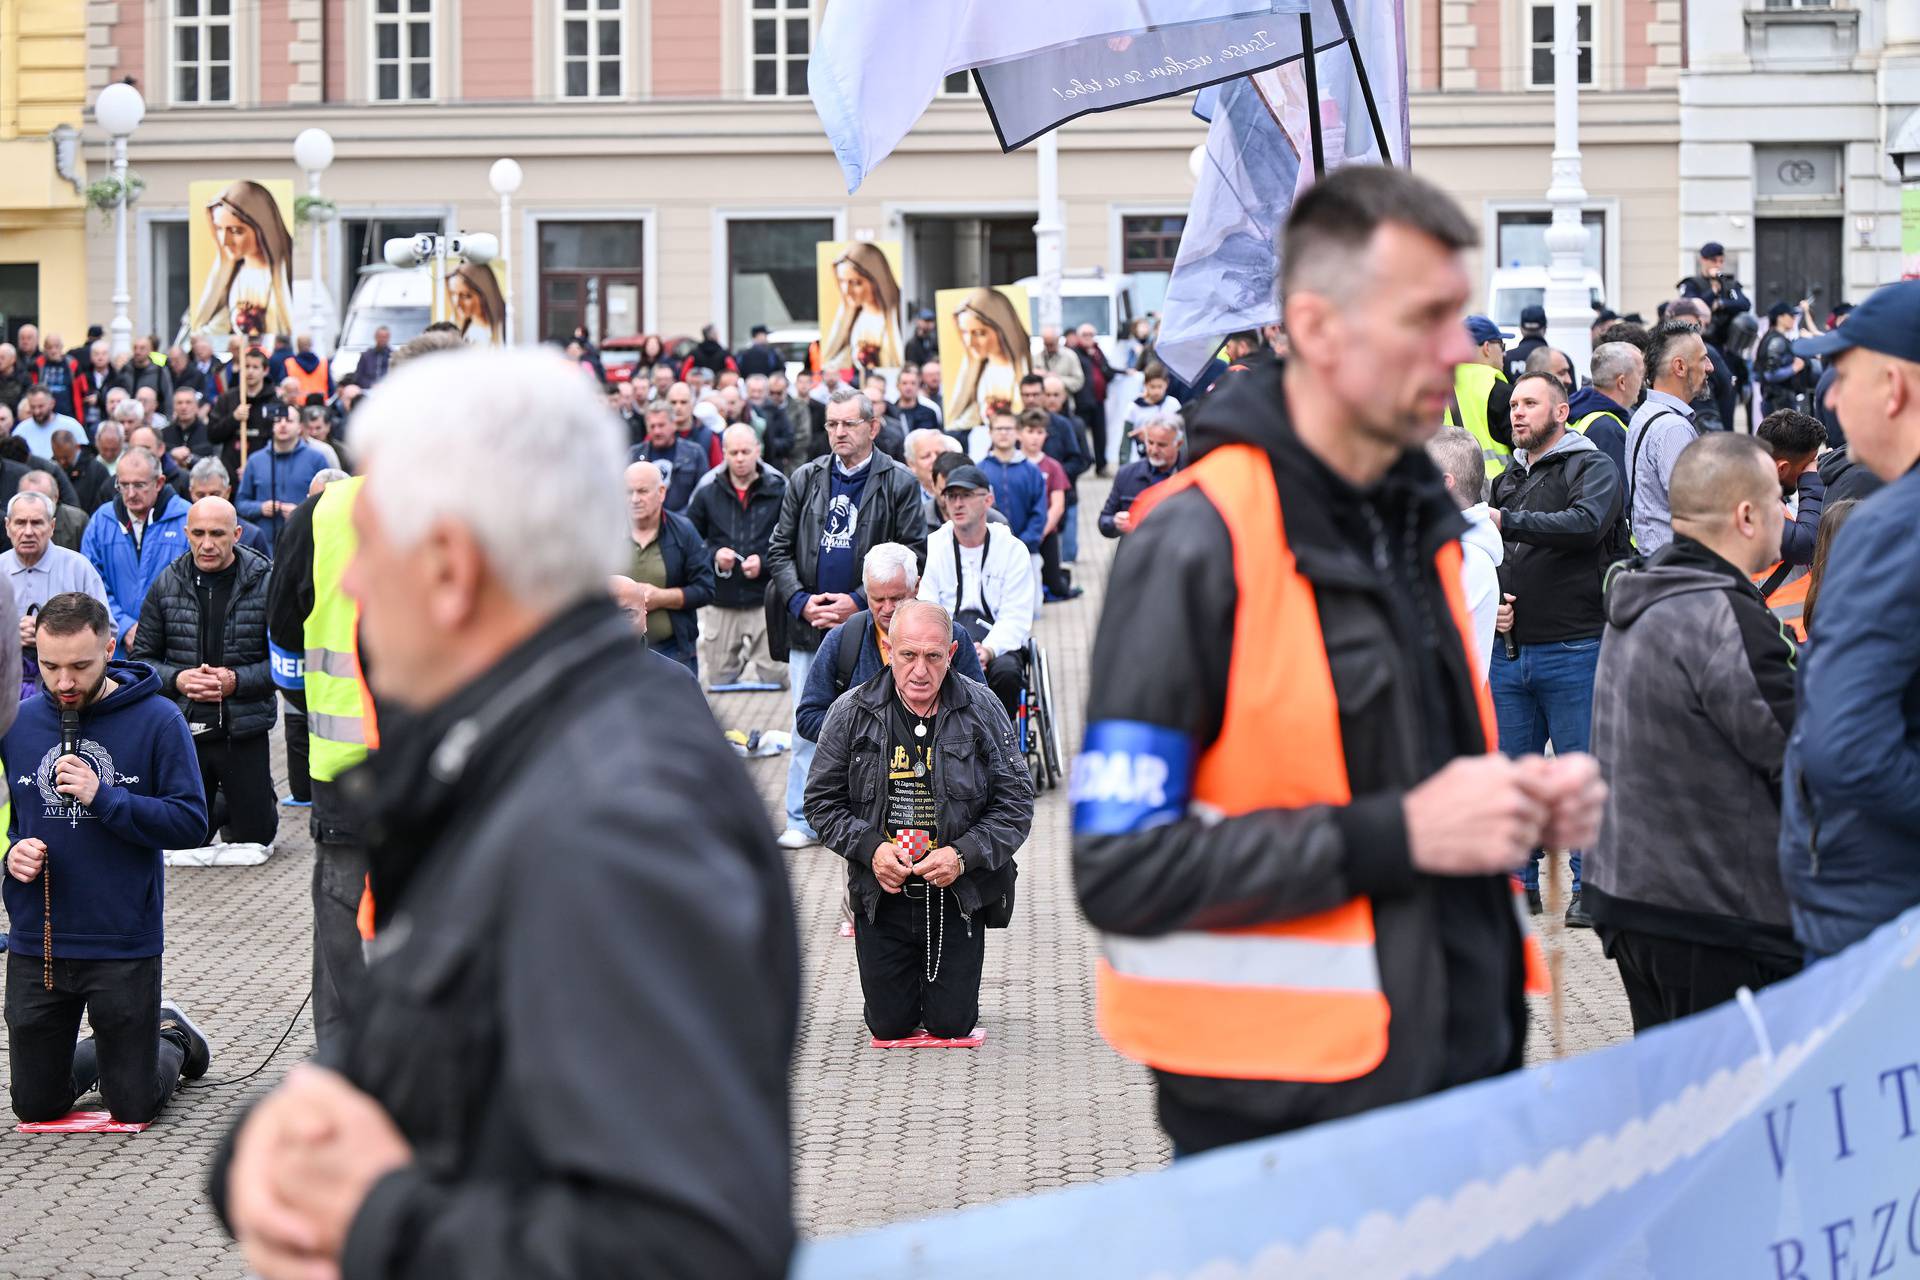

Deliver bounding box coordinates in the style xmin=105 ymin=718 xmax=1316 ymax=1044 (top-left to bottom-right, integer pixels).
xmin=1519 ymin=304 xmax=1547 ymax=329
xmin=750 ymin=324 xmax=769 ymax=336
xmin=1766 ymin=300 xmax=1797 ymax=321
xmin=1699 ymin=241 xmax=1726 ymax=259
xmin=943 ymin=464 xmax=991 ymax=494
xmin=1792 ymin=280 xmax=1920 ymax=364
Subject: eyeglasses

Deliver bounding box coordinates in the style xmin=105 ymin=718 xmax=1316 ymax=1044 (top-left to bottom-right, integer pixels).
xmin=115 ymin=479 xmax=158 ymax=493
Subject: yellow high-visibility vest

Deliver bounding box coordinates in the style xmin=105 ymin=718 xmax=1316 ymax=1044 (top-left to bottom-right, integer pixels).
xmin=1444 ymin=362 xmax=1510 ymax=477
xmin=305 ymin=476 xmax=374 ymax=783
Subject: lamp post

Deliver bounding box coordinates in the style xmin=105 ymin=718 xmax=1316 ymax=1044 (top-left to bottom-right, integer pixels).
xmin=1034 ymin=132 xmax=1063 ymax=337
xmin=94 ymin=82 xmax=145 ymax=360
xmin=294 ymin=127 xmax=335 ymax=354
xmin=1543 ymin=0 xmax=1593 ymax=377
xmin=489 ymin=158 xmax=522 ymax=344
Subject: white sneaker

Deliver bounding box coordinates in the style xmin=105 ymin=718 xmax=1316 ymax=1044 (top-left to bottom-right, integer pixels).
xmin=776 ymin=828 xmax=815 ymax=850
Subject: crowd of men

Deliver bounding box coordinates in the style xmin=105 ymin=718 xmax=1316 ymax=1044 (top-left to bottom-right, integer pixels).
xmin=5 ymin=154 xmax=1920 ymax=1279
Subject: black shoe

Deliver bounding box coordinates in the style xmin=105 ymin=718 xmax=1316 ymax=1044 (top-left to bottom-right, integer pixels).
xmin=1525 ymin=886 xmax=1543 ymax=916
xmin=1564 ymin=892 xmax=1594 ymax=930
xmin=70 ymin=1036 xmax=100 ymax=1097
xmin=159 ymin=1000 xmax=212 ymax=1081
xmin=1096 ymin=464 xmax=1113 ymax=478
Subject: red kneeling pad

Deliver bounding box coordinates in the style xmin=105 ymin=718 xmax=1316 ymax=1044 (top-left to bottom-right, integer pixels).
xmin=870 ymin=1027 xmax=985 ymax=1048
xmin=17 ymin=1110 xmax=151 ymax=1133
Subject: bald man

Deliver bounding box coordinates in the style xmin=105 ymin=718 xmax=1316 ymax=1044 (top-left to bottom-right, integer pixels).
xmin=624 ymin=458 xmax=716 ymax=674
xmin=131 ymin=495 xmax=279 ymax=852
xmin=686 ymin=424 xmax=789 ymax=688
xmin=1587 ymin=432 xmax=1797 ymax=1029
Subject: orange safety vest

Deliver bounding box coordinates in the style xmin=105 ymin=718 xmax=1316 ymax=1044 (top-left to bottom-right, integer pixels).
xmin=1754 ymin=562 xmax=1810 ymax=642
xmin=287 ymin=355 xmax=330 ymax=403
xmin=1094 ymin=443 xmax=1546 ymax=1083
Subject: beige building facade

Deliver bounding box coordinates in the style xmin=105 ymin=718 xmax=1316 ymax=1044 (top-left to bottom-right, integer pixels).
xmin=68 ymin=0 xmax=1686 ymax=352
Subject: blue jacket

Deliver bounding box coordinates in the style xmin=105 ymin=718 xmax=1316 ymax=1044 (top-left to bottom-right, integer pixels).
xmin=632 ymin=438 xmax=709 ymax=513
xmin=1779 ymin=466 xmax=1920 ymax=956
xmin=635 ymin=509 xmax=715 ymax=659
xmin=2 ymin=661 xmax=209 ymax=959
xmin=977 ymin=454 xmax=1048 ymax=553
xmin=82 ymin=492 xmax=193 ymax=641
xmin=235 ymin=441 xmax=331 ymax=547
xmin=795 ymin=610 xmax=986 ymax=741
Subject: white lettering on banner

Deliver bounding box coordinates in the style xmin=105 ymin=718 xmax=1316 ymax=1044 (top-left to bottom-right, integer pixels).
xmin=1050 ymin=31 xmax=1277 ymax=99
xmin=1069 ymin=750 xmax=1170 ymax=809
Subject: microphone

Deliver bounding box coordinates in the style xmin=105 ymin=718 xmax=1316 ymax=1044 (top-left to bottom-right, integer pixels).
xmin=60 ymin=706 xmax=81 ymax=814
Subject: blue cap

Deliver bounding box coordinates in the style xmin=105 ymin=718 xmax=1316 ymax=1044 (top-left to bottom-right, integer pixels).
xmin=1465 ymin=315 xmax=1504 ymax=346
xmin=1700 ymin=241 xmax=1725 ymax=259
xmin=916 ymin=308 xmax=936 ymax=322
xmin=1792 ymin=280 xmax=1920 ymax=364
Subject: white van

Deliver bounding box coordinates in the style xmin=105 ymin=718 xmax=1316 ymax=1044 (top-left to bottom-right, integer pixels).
xmin=332 ymin=265 xmax=433 ymax=380
xmin=1015 ymin=270 xmax=1137 ymax=359
xmin=1486 ymin=266 xmax=1606 ymax=334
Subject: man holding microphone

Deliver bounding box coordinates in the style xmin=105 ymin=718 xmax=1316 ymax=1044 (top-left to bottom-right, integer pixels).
xmin=4 ymin=591 xmax=211 ymax=1124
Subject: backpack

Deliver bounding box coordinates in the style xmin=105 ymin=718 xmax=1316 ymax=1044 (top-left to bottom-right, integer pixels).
xmin=833 ymin=612 xmax=871 ymax=697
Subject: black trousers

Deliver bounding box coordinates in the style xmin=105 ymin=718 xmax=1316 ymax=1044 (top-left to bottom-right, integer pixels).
xmin=194 ymin=732 xmax=279 ymax=846
xmin=283 ymin=694 xmax=312 ymax=804
xmin=310 ymin=837 xmax=371 ymax=1054
xmin=854 ymin=882 xmax=986 ymax=1040
xmin=1037 ymin=530 xmax=1072 ymax=597
xmin=984 ymin=651 xmax=1024 ymax=725
xmin=1607 ymin=928 xmax=1801 ymax=1034
xmin=5 ymin=952 xmax=184 ymax=1123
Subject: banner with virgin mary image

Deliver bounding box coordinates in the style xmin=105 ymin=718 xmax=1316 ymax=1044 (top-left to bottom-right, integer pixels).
xmin=935 ymin=284 xmax=1032 ymax=437
xmin=817 ymin=241 xmax=905 ymax=372
xmin=442 ymin=258 xmax=508 ymax=346
xmin=188 ymin=178 xmax=297 ymax=343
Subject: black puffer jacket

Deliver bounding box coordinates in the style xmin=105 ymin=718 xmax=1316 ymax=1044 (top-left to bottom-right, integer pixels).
xmin=130 ymin=544 xmax=276 ymax=739
xmin=684 ymin=462 xmax=787 ymax=609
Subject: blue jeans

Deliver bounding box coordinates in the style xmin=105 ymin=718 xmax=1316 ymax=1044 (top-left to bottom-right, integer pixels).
xmin=652 ymin=635 xmax=698 ymax=678
xmin=783 ymin=646 xmax=818 ymax=837
xmin=1062 ymin=501 xmax=1081 ymax=563
xmin=1489 ymin=636 xmax=1600 ymax=892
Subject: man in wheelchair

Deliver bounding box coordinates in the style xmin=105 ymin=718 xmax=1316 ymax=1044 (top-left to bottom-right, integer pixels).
xmin=916 ymin=465 xmax=1035 ymax=724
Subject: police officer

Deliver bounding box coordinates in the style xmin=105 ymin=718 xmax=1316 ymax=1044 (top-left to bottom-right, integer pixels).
xmin=1444 ymin=315 xmax=1513 ymax=477
xmin=1505 ymin=304 xmax=1549 ymax=378
xmin=1073 ymin=165 xmax=1604 ymax=1156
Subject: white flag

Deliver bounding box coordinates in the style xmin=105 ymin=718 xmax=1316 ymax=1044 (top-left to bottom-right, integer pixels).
xmin=1154 ymin=0 xmax=1409 ymax=386
xmin=810 ymin=2 xmax=1307 ymax=192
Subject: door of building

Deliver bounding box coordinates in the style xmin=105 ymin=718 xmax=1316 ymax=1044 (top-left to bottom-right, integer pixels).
xmin=1755 ymin=218 xmax=1843 ymax=316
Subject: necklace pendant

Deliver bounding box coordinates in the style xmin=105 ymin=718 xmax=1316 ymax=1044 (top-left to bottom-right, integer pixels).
xmin=914 ymin=722 xmax=927 ymax=737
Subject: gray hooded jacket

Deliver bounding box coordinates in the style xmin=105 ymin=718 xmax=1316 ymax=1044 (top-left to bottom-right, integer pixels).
xmin=1585 ymin=536 xmax=1800 ymax=958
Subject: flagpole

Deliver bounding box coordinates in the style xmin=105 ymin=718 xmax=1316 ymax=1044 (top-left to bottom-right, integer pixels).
xmin=1035 ymin=131 xmax=1064 ymax=336
xmin=1328 ymin=0 xmax=1395 ymax=165
xmin=1298 ymin=13 xmax=1327 ymax=180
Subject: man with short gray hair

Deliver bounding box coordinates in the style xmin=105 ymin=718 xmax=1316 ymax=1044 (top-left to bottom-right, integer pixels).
xmin=16 ymin=469 xmax=87 ymax=552
xmin=769 ymin=384 xmax=928 ymax=849
xmin=1564 ymin=341 xmax=1641 ymax=480
xmin=1099 ymin=415 xmax=1183 ymax=537
xmin=213 ymin=346 xmax=800 ymax=1279
xmin=2 ymin=488 xmax=108 ymax=690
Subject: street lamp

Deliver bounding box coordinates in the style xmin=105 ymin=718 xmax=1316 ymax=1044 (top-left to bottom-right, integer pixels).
xmin=94 ymin=82 xmax=145 ymax=360
xmin=488 ymin=158 xmax=522 ymax=344
xmin=294 ymin=127 xmax=335 ymax=353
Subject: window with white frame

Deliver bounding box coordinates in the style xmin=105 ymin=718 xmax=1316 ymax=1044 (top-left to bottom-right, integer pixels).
xmin=170 ymin=0 xmax=234 ymax=105
xmin=1528 ymin=3 xmax=1593 ymax=89
xmin=561 ymin=0 xmax=625 ymax=99
xmin=748 ymin=0 xmax=811 ymax=98
xmin=373 ymin=0 xmax=435 ymax=102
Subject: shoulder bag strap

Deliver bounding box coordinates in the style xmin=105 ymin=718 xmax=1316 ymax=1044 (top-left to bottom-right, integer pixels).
xmin=835 ymin=611 xmax=870 ymax=695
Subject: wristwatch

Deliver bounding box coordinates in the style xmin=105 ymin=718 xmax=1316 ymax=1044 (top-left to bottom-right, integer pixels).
xmin=950 ymin=848 xmax=965 ymax=877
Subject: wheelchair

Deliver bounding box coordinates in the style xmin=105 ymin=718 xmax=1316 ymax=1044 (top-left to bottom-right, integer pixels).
xmin=1014 ymin=638 xmax=1063 ymax=793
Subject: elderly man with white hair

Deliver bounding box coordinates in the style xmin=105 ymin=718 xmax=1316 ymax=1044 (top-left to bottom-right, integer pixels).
xmin=1099 ymin=413 xmax=1185 ymax=537
xmin=904 ymin=426 xmax=958 ymax=529
xmin=1 ymin=488 xmax=108 ymax=678
xmin=211 ymin=346 xmax=800 ymax=1280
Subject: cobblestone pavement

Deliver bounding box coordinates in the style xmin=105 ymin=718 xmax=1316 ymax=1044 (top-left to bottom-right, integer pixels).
xmin=0 ymin=477 xmax=1631 ymax=1274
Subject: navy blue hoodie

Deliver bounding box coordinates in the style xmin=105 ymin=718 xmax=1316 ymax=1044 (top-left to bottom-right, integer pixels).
xmin=2 ymin=660 xmax=207 ymax=959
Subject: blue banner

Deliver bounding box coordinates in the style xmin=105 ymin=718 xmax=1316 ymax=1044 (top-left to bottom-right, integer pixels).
xmin=794 ymin=908 xmax=1920 ymax=1278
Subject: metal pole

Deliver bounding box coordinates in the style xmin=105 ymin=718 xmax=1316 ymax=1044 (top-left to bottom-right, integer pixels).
xmin=1327 ymin=0 xmax=1393 ymax=165
xmin=1034 ymin=131 xmax=1063 ymax=336
xmin=499 ymin=192 xmax=513 ymax=344
xmin=1543 ymin=0 xmax=1593 ymax=377
xmin=1299 ymin=12 xmax=1326 ymax=181
xmin=308 ymin=169 xmax=328 ymax=353
xmin=110 ymin=135 xmax=132 ymax=359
